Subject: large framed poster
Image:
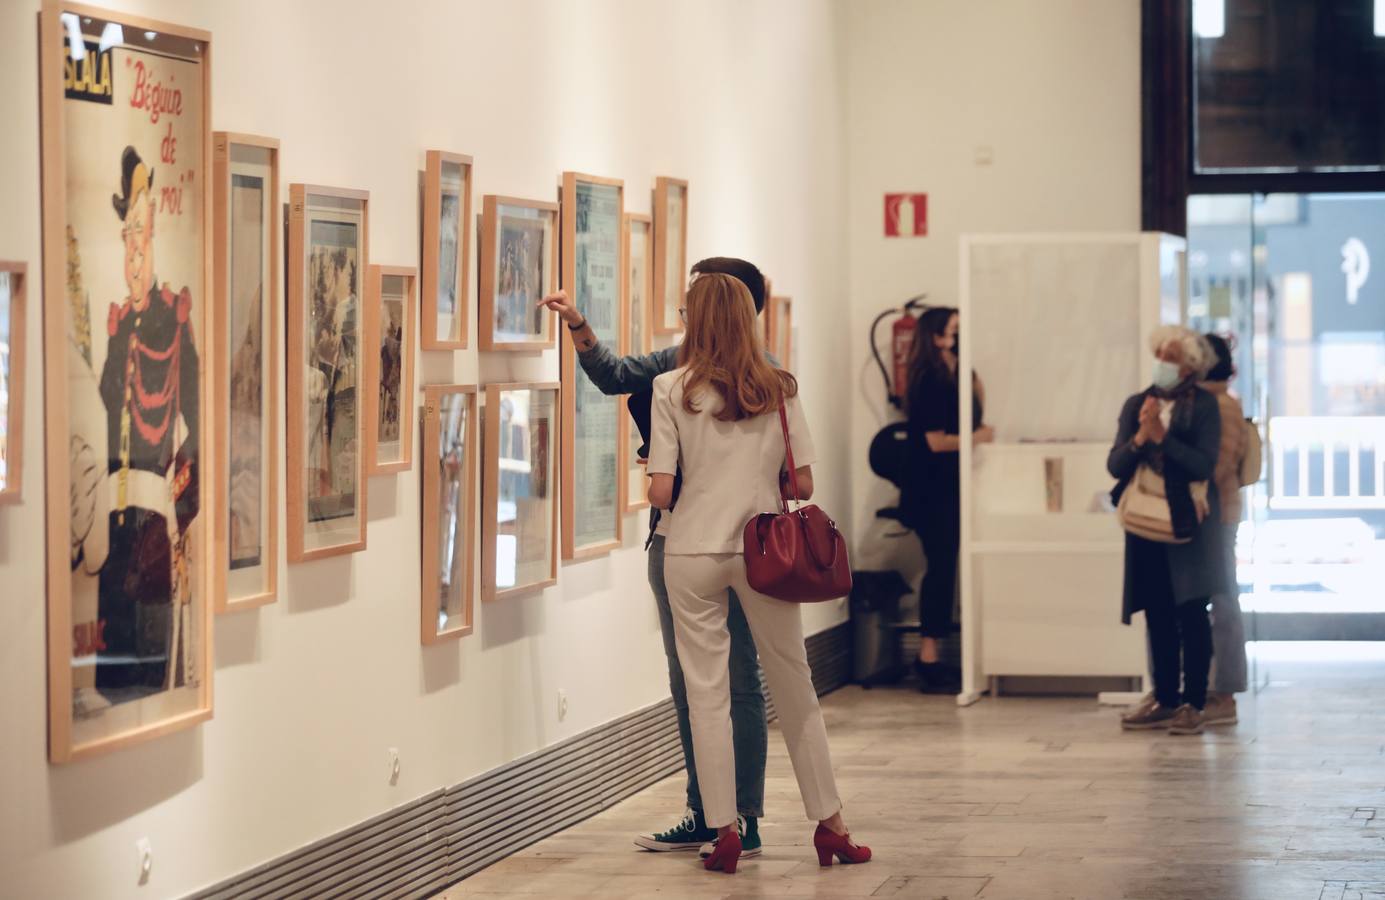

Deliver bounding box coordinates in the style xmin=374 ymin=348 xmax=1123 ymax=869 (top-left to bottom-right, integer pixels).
xmin=212 ymin=133 xmax=278 ymax=613
xmin=767 ymin=294 xmax=794 ymax=369
xmin=478 ymin=195 xmax=558 ymax=352
xmin=421 ymin=384 xmax=476 ymax=643
xmin=0 ymin=262 xmax=26 ymax=505
xmin=481 ymin=383 xmax=559 ymax=601
xmin=560 ymin=172 xmax=625 ymax=559
xmin=622 ymin=213 xmax=651 ymax=513
xmin=421 ymin=150 xmax=472 ymax=350
xmin=652 ymin=176 xmax=688 ymax=336
xmin=362 ymin=265 xmax=416 ymax=475
xmin=39 ymin=5 xmax=214 ymax=762
xmin=286 ymin=184 xmax=369 ymax=562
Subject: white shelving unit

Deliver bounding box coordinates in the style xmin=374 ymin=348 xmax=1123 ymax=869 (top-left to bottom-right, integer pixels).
xmin=956 ymin=233 xmax=1186 ymax=705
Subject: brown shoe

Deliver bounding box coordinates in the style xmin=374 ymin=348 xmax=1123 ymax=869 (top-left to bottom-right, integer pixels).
xmin=1121 ymin=698 xmax=1177 ymax=730
xmin=1168 ymin=704 xmax=1205 ymax=735
xmin=1203 ymin=693 xmax=1238 ymax=726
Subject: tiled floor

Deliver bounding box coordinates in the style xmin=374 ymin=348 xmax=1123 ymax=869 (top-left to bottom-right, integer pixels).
xmin=440 ymin=643 xmax=1385 ymax=899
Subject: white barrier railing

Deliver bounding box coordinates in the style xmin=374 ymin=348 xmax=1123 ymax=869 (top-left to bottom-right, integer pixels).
xmin=1269 ymin=416 xmax=1385 ymax=511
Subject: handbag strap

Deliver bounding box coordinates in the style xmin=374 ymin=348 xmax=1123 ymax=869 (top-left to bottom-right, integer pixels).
xmin=778 ymin=404 xmax=798 ymax=515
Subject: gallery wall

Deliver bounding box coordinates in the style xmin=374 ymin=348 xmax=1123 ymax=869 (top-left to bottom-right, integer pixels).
xmin=841 ymin=0 xmax=1144 ymax=564
xmin=0 ymin=1 xmax=850 ymax=896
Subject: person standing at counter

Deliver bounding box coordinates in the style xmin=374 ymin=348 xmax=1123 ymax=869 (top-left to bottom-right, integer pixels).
xmin=899 ymin=307 xmax=994 ymax=692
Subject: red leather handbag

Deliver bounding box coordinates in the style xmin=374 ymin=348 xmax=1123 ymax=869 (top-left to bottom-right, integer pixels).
xmin=743 ymin=406 xmax=853 ymax=602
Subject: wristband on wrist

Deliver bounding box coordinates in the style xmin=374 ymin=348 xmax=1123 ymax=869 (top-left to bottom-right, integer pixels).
xmin=568 ymin=317 xmax=587 ymax=332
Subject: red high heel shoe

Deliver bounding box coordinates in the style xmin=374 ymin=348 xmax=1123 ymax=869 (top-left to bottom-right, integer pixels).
xmin=703 ymin=829 xmax=742 ymax=874
xmin=813 ymin=824 xmax=872 ymax=866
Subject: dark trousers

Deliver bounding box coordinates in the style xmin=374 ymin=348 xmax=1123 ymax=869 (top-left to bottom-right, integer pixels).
xmin=96 ymin=508 xmax=172 ymax=703
xmin=1147 ymin=598 xmax=1213 ymax=710
xmin=915 ymin=494 xmax=960 ymax=639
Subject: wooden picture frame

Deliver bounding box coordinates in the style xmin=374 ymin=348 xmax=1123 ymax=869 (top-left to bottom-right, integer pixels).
xmin=39 ymin=3 xmax=214 ymax=762
xmin=560 ymin=172 xmax=625 ymax=559
xmin=652 ymin=176 xmax=689 ymax=335
xmin=622 ymin=214 xmax=651 ymax=513
xmin=421 ymin=151 xmax=472 ymax=350
xmin=482 ymin=382 xmax=560 ymax=602
xmin=212 ymin=133 xmax=279 ymax=614
xmin=286 ymin=184 xmax=369 ymax=562
xmin=0 ymin=261 xmax=26 ymax=505
xmin=421 ymin=385 xmax=477 ymax=643
xmin=768 ymin=295 xmax=794 ymax=368
xmin=363 ymin=265 xmax=417 ymax=475
xmin=478 ymin=195 xmax=558 ymax=352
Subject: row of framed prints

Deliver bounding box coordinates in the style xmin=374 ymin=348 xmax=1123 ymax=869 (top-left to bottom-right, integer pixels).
xmin=30 ymin=3 xmax=695 ymax=763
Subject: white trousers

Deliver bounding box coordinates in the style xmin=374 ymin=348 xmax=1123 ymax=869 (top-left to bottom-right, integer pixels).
xmin=664 ymin=553 xmax=843 ymax=828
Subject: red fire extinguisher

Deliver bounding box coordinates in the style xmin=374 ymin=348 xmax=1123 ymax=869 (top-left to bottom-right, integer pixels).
xmin=872 ymin=294 xmax=928 ymax=409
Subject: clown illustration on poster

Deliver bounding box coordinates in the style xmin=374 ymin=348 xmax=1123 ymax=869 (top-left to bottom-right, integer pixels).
xmin=43 ymin=11 xmax=212 ymax=756
xmin=571 ymin=181 xmax=621 ymax=550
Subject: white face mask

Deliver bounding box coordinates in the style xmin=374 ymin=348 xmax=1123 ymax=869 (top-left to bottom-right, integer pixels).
xmin=1152 ymin=359 xmax=1182 ymax=390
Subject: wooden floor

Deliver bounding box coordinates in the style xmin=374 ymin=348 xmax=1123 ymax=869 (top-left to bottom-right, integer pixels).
xmin=441 ymin=644 xmax=1385 ymax=899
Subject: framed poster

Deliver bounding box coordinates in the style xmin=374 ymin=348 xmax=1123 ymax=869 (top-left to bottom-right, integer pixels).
xmin=362 ymin=265 xmax=416 ymax=475
xmin=286 ymin=184 xmax=369 ymax=562
xmin=0 ymin=262 xmax=26 ymax=505
xmin=478 ymin=195 xmax=558 ymax=351
xmin=212 ymin=133 xmax=278 ymax=613
xmin=481 ymin=383 xmax=559 ymax=601
xmin=560 ymin=172 xmax=625 ymax=559
xmin=652 ymin=176 xmax=688 ymax=335
xmin=39 ymin=5 xmax=214 ymax=762
xmin=421 ymin=385 xmax=476 ymax=643
xmin=768 ymin=295 xmax=793 ymax=368
xmin=421 ymin=150 xmax=472 ymax=350
xmin=622 ymin=214 xmax=651 ymax=513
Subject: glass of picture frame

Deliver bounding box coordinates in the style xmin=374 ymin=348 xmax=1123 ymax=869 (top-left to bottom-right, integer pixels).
xmin=363 ymin=265 xmax=417 ymax=475
xmin=622 ymin=213 xmax=651 ymax=513
xmin=653 ymin=176 xmax=688 ymax=335
xmin=422 ymin=385 xmax=477 ymax=642
xmin=561 ymin=172 xmax=625 ymax=559
xmin=478 ymin=195 xmax=558 ymax=351
xmin=39 ymin=6 xmax=214 ymax=762
xmin=768 ymin=295 xmax=794 ymax=369
xmin=212 ymin=133 xmax=279 ymax=613
xmin=421 ymin=151 xmax=472 ymax=350
xmin=287 ymin=184 xmax=369 ymax=562
xmin=482 ymin=383 xmax=559 ymax=601
xmin=0 ymin=262 xmax=26 ymax=505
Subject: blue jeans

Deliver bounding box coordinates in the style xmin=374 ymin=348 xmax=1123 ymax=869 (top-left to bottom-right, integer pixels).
xmin=649 ymin=535 xmax=767 ymax=818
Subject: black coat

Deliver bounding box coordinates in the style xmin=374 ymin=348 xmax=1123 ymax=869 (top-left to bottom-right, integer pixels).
xmin=1107 ymin=387 xmax=1229 ymax=624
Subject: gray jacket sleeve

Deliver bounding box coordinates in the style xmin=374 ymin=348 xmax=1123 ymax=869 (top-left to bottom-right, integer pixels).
xmin=576 ymin=342 xmax=679 ymax=396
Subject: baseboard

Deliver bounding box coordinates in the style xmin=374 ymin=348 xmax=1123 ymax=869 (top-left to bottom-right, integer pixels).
xmin=187 ymin=621 xmax=852 ymax=900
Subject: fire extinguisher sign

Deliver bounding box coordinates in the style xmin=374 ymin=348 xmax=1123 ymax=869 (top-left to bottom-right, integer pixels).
xmin=884 ymin=193 xmax=928 ymax=237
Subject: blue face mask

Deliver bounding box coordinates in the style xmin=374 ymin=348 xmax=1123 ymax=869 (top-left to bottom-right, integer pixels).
xmin=1152 ymin=359 xmax=1182 ymax=390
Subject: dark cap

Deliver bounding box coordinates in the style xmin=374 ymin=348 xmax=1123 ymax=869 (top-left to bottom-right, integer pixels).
xmin=112 ymin=145 xmax=154 ymax=221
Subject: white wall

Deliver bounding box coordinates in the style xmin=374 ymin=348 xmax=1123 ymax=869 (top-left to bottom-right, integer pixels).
xmin=0 ymin=1 xmax=849 ymax=896
xmin=842 ymin=0 xmax=1143 ymax=553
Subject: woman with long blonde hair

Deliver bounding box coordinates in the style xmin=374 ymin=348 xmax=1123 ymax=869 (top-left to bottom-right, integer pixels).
xmin=647 ymin=273 xmax=871 ymax=874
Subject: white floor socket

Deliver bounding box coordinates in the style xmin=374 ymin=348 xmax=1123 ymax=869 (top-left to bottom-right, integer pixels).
xmin=558 ymin=689 xmax=569 ymax=721
xmin=135 ymin=837 xmax=152 ymax=885
xmin=387 ymin=748 xmax=400 ymax=785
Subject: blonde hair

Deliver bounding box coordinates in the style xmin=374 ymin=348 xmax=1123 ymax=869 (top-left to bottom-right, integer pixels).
xmin=677 ymin=273 xmax=797 ymax=421
xmin=1149 ymin=324 xmax=1214 ymax=378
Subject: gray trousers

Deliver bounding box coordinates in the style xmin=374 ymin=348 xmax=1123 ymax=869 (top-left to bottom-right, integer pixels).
xmin=649 ymin=535 xmax=767 ymax=818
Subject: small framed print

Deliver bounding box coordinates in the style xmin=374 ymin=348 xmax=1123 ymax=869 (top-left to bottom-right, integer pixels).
xmin=479 ymin=195 xmax=558 ymax=351
xmin=363 ymin=265 xmax=417 ymax=475
xmin=560 ymin=172 xmax=625 ymax=559
xmin=768 ymin=295 xmax=793 ymax=368
xmin=39 ymin=5 xmax=214 ymax=762
xmin=421 ymin=151 xmax=472 ymax=350
xmin=287 ymin=184 xmax=369 ymax=562
xmin=212 ymin=133 xmax=279 ymax=612
xmin=652 ymin=176 xmax=688 ymax=335
xmin=482 ymin=382 xmax=559 ymax=601
xmin=0 ymin=261 xmax=26 ymax=505
xmin=622 ymin=214 xmax=651 ymax=513
xmin=422 ymin=385 xmax=476 ymax=643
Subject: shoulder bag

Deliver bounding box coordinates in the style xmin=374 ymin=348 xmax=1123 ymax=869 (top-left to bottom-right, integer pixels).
xmin=1117 ymin=463 xmax=1209 ymax=545
xmin=743 ymin=406 xmax=853 ymax=602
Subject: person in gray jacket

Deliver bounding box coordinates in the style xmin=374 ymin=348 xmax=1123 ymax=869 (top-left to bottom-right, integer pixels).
xmin=539 ymin=257 xmax=773 ymax=858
